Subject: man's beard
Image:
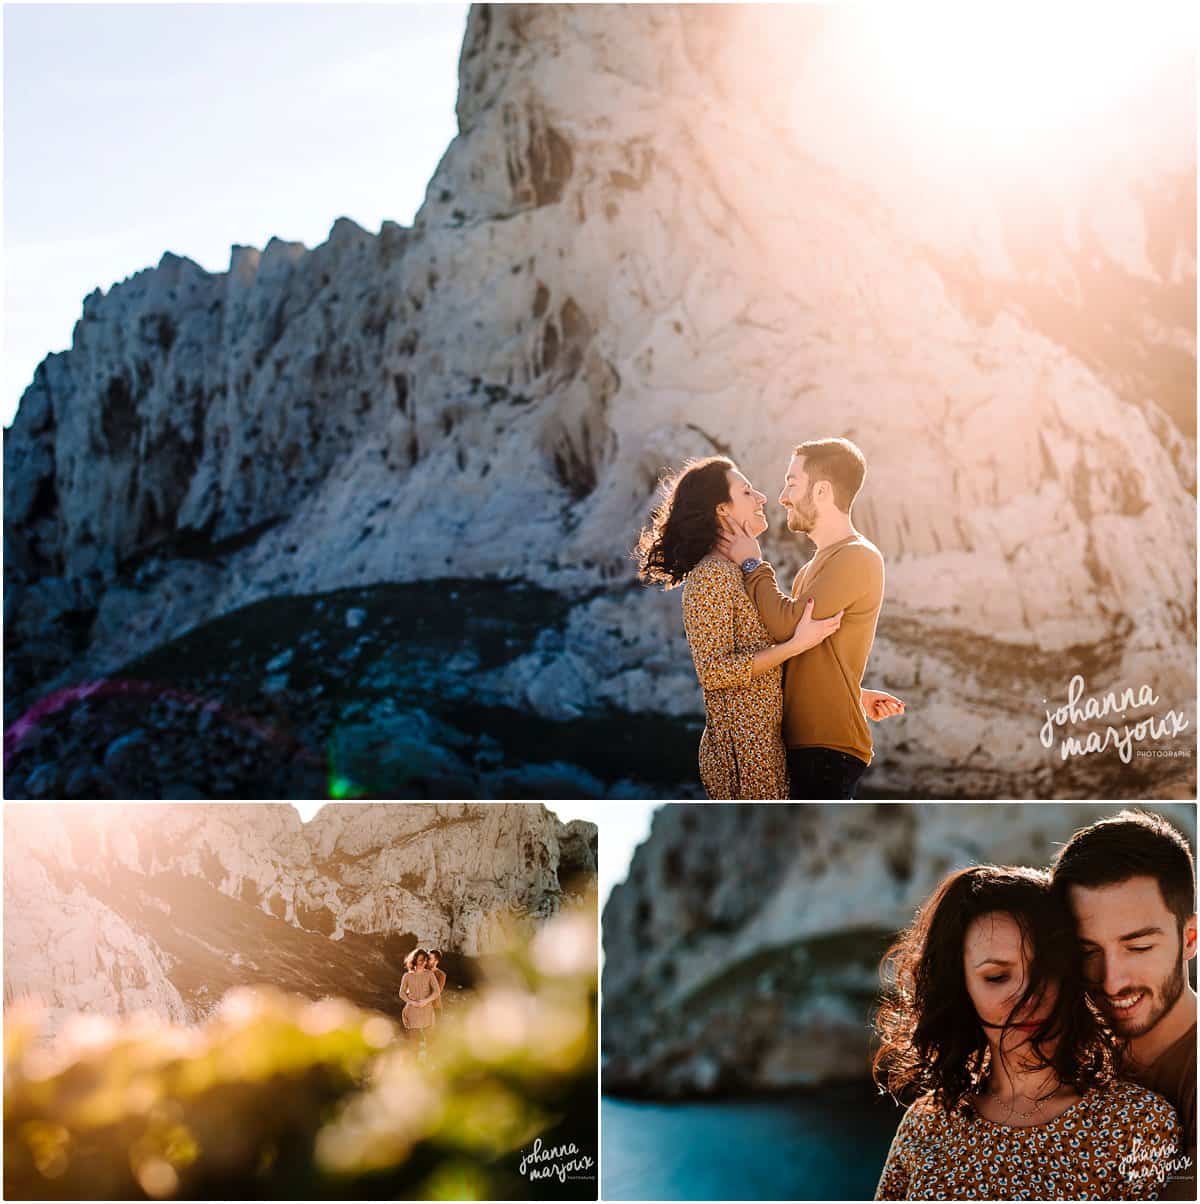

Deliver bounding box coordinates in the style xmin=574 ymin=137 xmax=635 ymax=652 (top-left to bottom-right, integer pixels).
xmin=786 ymin=488 xmax=818 ymax=533
xmin=1100 ymin=955 xmax=1186 ymax=1038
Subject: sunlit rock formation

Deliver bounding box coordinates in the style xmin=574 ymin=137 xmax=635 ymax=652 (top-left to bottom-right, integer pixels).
xmin=4 ymin=4 xmax=1194 ymax=796
xmin=3 ymin=802 xmax=596 ymax=1040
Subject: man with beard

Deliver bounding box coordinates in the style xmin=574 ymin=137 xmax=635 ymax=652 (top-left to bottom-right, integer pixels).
xmin=719 ymin=437 xmax=901 ymax=799
xmin=1052 ymin=809 xmax=1197 ymax=1200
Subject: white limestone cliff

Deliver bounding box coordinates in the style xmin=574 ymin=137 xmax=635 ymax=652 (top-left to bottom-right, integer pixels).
xmin=4 ymin=5 xmax=1194 ymax=796
xmin=3 ymin=802 xmax=597 ymax=1038
xmin=4 ymin=838 xmax=191 ymax=1033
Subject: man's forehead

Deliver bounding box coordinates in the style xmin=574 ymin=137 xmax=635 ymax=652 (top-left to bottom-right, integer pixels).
xmin=786 ymin=455 xmax=807 ymax=479
xmin=1066 ymin=876 xmax=1172 ymax=929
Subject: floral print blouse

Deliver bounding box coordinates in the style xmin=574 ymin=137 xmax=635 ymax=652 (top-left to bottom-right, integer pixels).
xmin=875 ymin=1080 xmax=1184 ymax=1200
xmin=680 ymin=553 xmax=788 ymax=799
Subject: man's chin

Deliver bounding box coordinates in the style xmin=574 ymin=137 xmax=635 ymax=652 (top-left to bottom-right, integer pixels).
xmin=1100 ymin=1000 xmax=1159 ymax=1038
xmin=1110 ymin=1016 xmax=1156 ymax=1039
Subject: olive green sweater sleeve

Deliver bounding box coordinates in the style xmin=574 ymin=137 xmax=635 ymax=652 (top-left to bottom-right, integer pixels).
xmin=745 ymin=544 xmax=883 ymax=636
xmin=742 ymin=562 xmax=804 ymax=643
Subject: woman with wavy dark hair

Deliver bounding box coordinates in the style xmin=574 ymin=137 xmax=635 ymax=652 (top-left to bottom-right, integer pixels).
xmin=633 ymin=456 xmax=843 ymax=798
xmin=872 ymin=864 xmax=1182 ymax=1200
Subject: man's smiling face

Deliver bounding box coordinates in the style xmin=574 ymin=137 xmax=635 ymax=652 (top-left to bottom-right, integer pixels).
xmin=1067 ymin=876 xmax=1191 ymax=1038
xmin=779 ymin=455 xmax=819 ymax=533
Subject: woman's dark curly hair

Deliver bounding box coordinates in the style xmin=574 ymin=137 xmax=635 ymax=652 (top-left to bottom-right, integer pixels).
xmin=872 ymin=864 xmax=1117 ymax=1111
xmin=634 ymin=456 xmax=736 ymax=587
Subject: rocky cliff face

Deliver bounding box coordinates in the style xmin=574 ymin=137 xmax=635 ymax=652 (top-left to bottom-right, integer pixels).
xmin=601 ymin=802 xmax=1197 ymax=1096
xmin=4 ymin=4 xmax=1194 ymax=797
xmin=3 ymin=802 xmax=597 ymax=1040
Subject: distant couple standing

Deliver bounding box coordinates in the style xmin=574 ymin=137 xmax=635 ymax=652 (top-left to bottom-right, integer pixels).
xmin=636 ymin=436 xmax=904 ymax=800
xmin=400 ymin=947 xmax=445 ymax=1041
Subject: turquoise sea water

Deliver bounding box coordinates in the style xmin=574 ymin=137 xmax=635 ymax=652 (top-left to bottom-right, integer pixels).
xmin=602 ymin=1085 xmax=900 ymax=1200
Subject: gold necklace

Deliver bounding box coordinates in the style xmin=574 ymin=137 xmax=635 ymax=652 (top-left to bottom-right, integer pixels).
xmin=984 ymin=1085 xmax=1048 ymax=1122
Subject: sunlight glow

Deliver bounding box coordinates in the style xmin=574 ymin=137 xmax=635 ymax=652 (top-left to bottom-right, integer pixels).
xmin=799 ymin=5 xmax=1191 ymax=160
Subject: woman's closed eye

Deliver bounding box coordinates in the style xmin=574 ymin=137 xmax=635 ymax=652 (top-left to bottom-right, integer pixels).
xmin=984 ymin=974 xmax=1010 ymax=984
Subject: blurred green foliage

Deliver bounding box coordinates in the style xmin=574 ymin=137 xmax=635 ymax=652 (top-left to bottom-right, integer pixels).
xmin=5 ymin=904 xmax=597 ymax=1200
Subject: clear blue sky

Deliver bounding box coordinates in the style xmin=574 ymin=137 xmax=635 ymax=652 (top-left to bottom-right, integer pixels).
xmin=3 ymin=2 xmax=470 ymax=427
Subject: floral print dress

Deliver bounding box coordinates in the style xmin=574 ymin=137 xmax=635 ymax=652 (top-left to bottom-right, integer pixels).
xmin=680 ymin=553 xmax=788 ymax=799
xmin=875 ymin=1079 xmax=1183 ymax=1200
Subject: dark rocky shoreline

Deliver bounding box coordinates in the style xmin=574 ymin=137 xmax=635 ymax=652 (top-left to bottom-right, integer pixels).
xmin=4 ymin=578 xmax=705 ymax=799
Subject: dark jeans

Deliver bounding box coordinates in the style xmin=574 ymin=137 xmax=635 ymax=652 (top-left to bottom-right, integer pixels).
xmin=787 ymin=747 xmax=868 ymax=800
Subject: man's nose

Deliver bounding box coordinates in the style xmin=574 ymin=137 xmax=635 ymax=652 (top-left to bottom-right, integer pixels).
xmin=778 ymin=488 xmax=788 ymax=505
xmin=1102 ymin=954 xmax=1132 ymax=997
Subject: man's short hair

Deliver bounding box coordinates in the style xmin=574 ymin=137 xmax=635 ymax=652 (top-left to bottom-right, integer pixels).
xmin=1051 ymin=809 xmax=1196 ymax=931
xmin=793 ymin=437 xmax=867 ymax=512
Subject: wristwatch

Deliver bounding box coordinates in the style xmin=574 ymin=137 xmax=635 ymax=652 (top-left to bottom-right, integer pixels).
xmin=740 ymin=557 xmax=763 ymax=574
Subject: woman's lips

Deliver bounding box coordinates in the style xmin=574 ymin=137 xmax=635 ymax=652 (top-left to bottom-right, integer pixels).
xmin=1007 ymin=1011 xmax=1051 ymax=1031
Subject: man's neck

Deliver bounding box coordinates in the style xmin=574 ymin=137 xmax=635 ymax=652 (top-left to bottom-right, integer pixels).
xmin=809 ymin=512 xmax=856 ymax=551
xmin=1129 ymin=980 xmax=1198 ymax=1066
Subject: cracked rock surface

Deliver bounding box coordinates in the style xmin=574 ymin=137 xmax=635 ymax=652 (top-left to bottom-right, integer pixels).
xmin=4 ymin=802 xmax=597 ymax=1042
xmin=4 ymin=5 xmax=1194 ymax=797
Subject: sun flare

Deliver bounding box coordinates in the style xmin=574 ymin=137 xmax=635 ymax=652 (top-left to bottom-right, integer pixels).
xmin=798 ymin=6 xmax=1193 ymax=162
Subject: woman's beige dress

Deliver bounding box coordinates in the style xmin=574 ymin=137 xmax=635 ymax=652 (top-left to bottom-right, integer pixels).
xmin=681 ymin=553 xmax=788 ymax=799
xmin=400 ymin=968 xmax=440 ymax=1030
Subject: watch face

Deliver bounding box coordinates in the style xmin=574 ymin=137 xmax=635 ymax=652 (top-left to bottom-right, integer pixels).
xmin=741 ymin=558 xmax=760 ymax=573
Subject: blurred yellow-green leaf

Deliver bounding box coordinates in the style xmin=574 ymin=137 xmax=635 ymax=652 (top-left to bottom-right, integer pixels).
xmin=4 ymin=900 xmax=597 ymax=1200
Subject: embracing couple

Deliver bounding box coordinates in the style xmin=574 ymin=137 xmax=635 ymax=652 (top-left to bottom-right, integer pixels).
xmin=635 ymin=436 xmax=903 ymax=800
xmin=399 ymin=946 xmax=444 ymax=1041
xmin=874 ymin=810 xmax=1197 ymax=1201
